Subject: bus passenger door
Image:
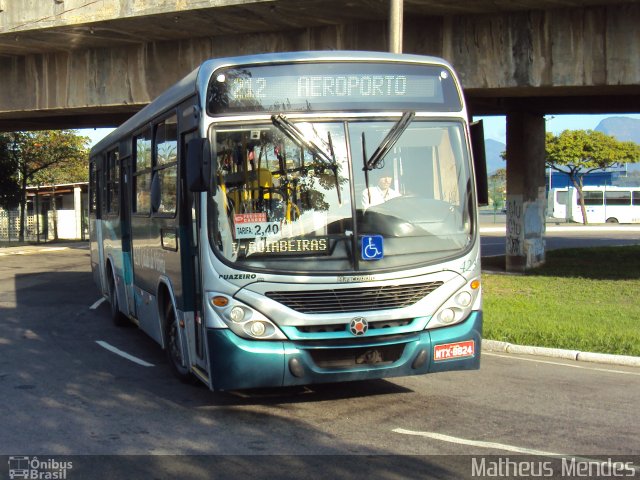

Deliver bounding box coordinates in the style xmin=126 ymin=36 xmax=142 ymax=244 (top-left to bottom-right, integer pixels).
xmin=121 ymin=156 xmax=135 ymax=316
xmin=90 ymin=156 xmax=107 ymax=295
xmin=182 ymin=130 xmax=208 ymax=373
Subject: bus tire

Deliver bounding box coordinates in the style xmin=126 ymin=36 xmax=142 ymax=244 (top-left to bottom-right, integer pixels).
xmin=165 ymin=301 xmax=197 ymax=384
xmin=606 ymin=217 xmax=619 ymax=223
xmin=107 ymin=270 xmax=129 ymax=327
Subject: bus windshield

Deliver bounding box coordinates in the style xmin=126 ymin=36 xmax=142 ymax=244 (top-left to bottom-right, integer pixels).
xmin=209 ymin=118 xmax=473 ymax=273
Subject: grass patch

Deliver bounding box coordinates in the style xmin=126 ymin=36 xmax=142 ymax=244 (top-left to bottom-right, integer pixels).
xmin=482 ymin=246 xmax=640 ymax=356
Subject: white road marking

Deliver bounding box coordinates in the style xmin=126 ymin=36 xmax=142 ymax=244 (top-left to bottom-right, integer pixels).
xmin=90 ymin=297 xmax=106 ymax=310
xmin=394 ymin=428 xmax=561 ymax=455
xmin=393 ymin=428 xmax=640 ymax=472
xmin=95 ymin=340 xmax=154 ymax=367
xmin=483 ymin=352 xmax=640 ymax=376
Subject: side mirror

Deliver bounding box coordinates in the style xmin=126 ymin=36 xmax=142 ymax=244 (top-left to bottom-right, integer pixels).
xmin=186 ymin=137 xmax=212 ymax=192
xmin=470 ymin=120 xmax=489 ymax=206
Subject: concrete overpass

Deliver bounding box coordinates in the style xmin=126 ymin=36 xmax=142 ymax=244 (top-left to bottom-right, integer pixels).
xmin=1 ymin=0 xmax=639 ymax=270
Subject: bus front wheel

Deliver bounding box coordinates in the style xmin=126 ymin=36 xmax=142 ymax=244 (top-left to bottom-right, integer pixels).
xmin=165 ymin=302 xmax=196 ymax=383
xmin=606 ymin=217 xmax=619 ymax=223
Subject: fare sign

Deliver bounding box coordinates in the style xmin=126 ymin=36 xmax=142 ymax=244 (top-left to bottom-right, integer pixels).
xmin=233 ymin=213 xmax=280 ymax=239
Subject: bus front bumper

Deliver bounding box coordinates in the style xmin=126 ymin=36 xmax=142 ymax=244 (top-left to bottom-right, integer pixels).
xmin=207 ymin=311 xmax=482 ymax=391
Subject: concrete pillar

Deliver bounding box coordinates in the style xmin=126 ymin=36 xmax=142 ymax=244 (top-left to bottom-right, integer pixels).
xmin=74 ymin=186 xmax=82 ymax=240
xmin=389 ymin=0 xmax=403 ymax=53
xmin=505 ymin=110 xmax=547 ymax=272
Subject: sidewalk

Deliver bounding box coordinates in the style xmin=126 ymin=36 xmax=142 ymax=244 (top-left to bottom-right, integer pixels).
xmin=483 ymin=340 xmax=640 ymax=368
xmin=480 ymin=223 xmax=640 ymax=234
xmin=0 ymin=240 xmax=89 ymax=256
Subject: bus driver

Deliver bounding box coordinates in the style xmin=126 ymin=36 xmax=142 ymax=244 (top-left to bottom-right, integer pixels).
xmin=362 ymin=168 xmax=401 ymax=208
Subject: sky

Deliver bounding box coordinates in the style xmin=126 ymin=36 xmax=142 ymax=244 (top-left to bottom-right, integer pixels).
xmin=79 ymin=113 xmax=640 ymax=148
xmin=80 ymin=127 xmax=115 ymax=147
xmin=476 ymin=113 xmax=640 ymax=145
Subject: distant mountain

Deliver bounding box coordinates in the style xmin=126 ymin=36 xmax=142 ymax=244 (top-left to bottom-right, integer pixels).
xmin=595 ymin=117 xmax=640 ymax=144
xmin=484 ymin=138 xmax=506 ymax=174
xmin=595 ymin=117 xmax=640 ymax=172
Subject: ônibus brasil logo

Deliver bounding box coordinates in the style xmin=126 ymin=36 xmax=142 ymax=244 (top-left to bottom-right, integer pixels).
xmin=8 ymin=456 xmax=73 ymax=479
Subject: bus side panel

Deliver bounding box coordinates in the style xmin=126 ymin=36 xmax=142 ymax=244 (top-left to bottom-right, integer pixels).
xmin=133 ymin=287 xmax=163 ymax=345
xmin=584 ymin=205 xmax=605 ymax=223
xmin=130 ymin=215 xmax=165 ymax=345
xmin=102 ymin=216 xmax=125 ymax=310
xmin=90 ymin=218 xmax=106 ymax=295
xmin=89 ymin=156 xmax=106 ymax=295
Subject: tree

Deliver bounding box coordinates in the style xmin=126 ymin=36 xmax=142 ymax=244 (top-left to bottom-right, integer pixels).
xmin=8 ymin=130 xmax=89 ymax=241
xmin=545 ymin=130 xmax=640 ymax=224
xmin=488 ymin=168 xmax=506 ymax=213
xmin=0 ymin=134 xmax=21 ymax=210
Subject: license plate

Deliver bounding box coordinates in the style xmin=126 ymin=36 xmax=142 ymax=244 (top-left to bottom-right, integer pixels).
xmin=433 ymin=340 xmax=475 ymax=361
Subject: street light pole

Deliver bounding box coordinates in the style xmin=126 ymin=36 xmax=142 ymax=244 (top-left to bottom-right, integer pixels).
xmin=389 ymin=0 xmax=403 ymax=53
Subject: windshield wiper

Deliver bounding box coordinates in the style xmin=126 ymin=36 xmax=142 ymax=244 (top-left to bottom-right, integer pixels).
xmin=365 ymin=111 xmax=415 ymax=171
xmin=272 ymin=115 xmax=334 ymax=165
xmin=271 ymin=114 xmax=342 ymax=203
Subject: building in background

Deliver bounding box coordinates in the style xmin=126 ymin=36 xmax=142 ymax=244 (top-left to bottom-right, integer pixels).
xmin=0 ymin=182 xmax=88 ymax=242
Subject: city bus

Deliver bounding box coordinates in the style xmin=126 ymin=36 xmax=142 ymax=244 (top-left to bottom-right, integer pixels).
xmin=549 ymin=186 xmax=640 ymax=223
xmin=89 ymin=51 xmax=486 ymax=391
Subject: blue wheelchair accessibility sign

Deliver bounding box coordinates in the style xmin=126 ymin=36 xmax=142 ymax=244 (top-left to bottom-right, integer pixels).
xmin=361 ymin=235 xmax=384 ymax=260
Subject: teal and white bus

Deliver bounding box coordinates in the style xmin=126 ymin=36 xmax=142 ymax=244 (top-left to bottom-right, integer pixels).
xmin=89 ymin=51 xmax=487 ymax=391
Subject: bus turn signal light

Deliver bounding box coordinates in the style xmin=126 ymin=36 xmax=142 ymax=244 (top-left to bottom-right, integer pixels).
xmin=211 ymin=296 xmax=229 ymax=307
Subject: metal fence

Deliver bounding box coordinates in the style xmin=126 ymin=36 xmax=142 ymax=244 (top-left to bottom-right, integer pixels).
xmin=0 ymin=209 xmax=81 ymax=242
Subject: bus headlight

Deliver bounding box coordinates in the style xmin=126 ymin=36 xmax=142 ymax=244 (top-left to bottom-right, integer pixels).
xmin=209 ymin=293 xmax=287 ymax=340
xmin=438 ymin=308 xmax=456 ymax=324
xmin=427 ymin=278 xmax=481 ymax=330
xmin=246 ymin=321 xmax=267 ymax=337
xmin=229 ymin=306 xmax=245 ymax=323
xmin=455 ymin=291 xmax=472 ymax=307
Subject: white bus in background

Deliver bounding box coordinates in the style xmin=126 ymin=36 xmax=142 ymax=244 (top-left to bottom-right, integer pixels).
xmin=549 ymin=186 xmax=640 ymax=223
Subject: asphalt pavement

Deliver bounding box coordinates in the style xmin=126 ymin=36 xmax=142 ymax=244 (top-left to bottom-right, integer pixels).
xmin=1 ymin=232 xmax=638 ymax=369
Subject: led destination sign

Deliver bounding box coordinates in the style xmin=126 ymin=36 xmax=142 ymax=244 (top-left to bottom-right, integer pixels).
xmin=207 ymin=62 xmax=462 ymax=114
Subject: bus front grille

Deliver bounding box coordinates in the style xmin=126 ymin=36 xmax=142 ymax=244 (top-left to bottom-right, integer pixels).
xmin=265 ymin=282 xmax=443 ymax=314
xmin=308 ymin=344 xmax=406 ymax=369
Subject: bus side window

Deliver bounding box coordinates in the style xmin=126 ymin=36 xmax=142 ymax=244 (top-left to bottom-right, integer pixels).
xmin=154 ymin=114 xmax=178 ymax=215
xmin=106 ymin=148 xmax=119 ymax=215
xmin=89 ymin=159 xmax=98 ymax=217
xmin=134 ymin=129 xmax=152 ymax=214
xmin=605 ymin=190 xmax=631 ymax=206
xmin=581 ymin=191 xmax=603 ymax=206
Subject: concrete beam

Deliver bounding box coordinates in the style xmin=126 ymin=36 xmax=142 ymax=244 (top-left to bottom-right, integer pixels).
xmin=0 ymin=4 xmax=640 ymax=130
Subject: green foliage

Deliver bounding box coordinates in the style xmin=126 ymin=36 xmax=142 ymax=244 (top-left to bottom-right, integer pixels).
xmin=0 ymin=133 xmax=21 ymax=209
xmin=483 ymin=246 xmax=640 ymax=356
xmin=488 ymin=168 xmax=506 ymax=210
xmin=16 ymin=130 xmax=90 ymax=186
xmin=545 ymin=130 xmax=640 ymax=223
xmin=2 ymin=130 xmax=90 ymax=240
xmin=545 ymin=129 xmax=640 ymax=171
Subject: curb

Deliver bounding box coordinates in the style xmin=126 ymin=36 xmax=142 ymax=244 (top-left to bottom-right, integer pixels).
xmin=479 ymin=225 xmax=640 ymax=234
xmin=482 ymin=339 xmax=640 ymax=368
